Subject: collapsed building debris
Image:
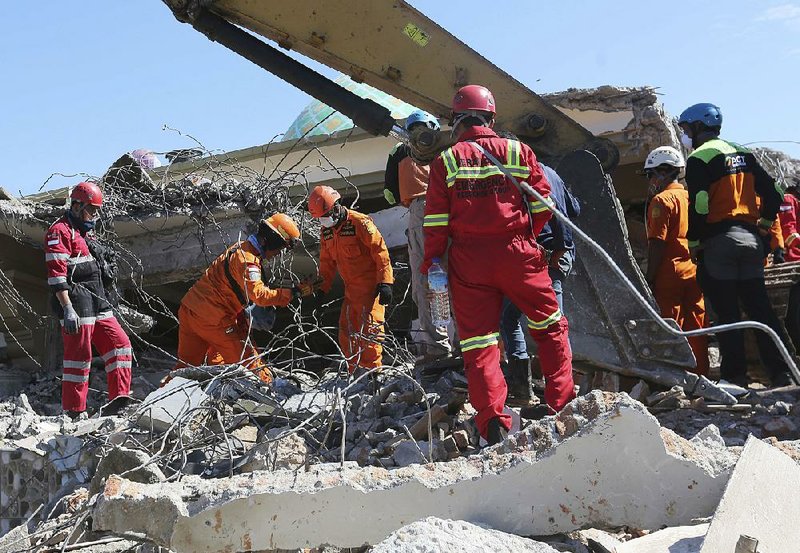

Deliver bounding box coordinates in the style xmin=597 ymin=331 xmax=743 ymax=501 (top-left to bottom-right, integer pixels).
xmin=90 ymin=392 xmax=736 ymax=551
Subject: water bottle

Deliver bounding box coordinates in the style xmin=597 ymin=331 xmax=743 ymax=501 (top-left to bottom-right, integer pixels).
xmin=428 ymin=258 xmax=451 ymax=327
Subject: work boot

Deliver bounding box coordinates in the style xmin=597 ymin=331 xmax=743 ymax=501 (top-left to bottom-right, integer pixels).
xmin=100 ymin=395 xmax=134 ymax=417
xmin=486 ymin=417 xmax=508 ymax=446
xmin=64 ymin=410 xmax=88 ymax=422
xmin=519 ymin=404 xmax=556 ymax=421
xmin=505 ymin=357 xmax=535 ymax=405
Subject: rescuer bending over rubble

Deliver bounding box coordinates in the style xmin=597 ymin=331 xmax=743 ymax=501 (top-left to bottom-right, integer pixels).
xmin=45 ymin=182 xmax=132 ymax=419
xmin=421 ymin=85 xmax=576 ymax=445
xmin=173 ymin=213 xmax=315 ymax=383
xmin=307 ymin=185 xmax=394 ymax=374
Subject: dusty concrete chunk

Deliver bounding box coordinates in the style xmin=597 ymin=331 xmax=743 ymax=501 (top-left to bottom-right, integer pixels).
xmin=701 ymin=437 xmax=800 ymax=553
xmin=93 ymin=475 xmax=188 ymax=547
xmin=90 ymin=446 xmax=165 ymax=496
xmin=0 ymin=522 xmax=30 ymax=552
xmin=92 ymin=392 xmax=738 ymax=552
xmin=369 ymin=517 xmax=560 ymax=553
xmin=135 ymin=377 xmax=208 ymax=433
xmin=618 ymin=524 xmax=707 ymax=552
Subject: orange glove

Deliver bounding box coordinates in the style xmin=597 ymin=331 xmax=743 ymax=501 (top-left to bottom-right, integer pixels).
xmin=293 ymin=275 xmax=324 ymax=299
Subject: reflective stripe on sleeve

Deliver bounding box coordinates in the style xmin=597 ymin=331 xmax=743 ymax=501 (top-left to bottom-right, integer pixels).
xmin=45 ymin=252 xmax=70 ymax=262
xmin=48 ymin=276 xmax=68 ymax=285
xmin=529 ymin=196 xmax=555 ymax=214
xmin=788 ymin=233 xmax=800 ymax=247
xmin=423 ymin=213 xmax=449 ymax=227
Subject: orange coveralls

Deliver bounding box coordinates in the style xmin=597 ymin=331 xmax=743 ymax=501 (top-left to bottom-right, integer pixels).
xmin=319 ymin=210 xmax=394 ymax=372
xmin=647 ymin=182 xmax=709 ymax=375
xmin=176 ymin=240 xmax=293 ymax=373
xmin=779 ymin=193 xmax=800 ymax=261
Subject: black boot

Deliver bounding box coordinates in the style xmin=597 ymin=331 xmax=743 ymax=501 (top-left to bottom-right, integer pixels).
xmin=506 ymin=357 xmax=534 ymax=405
xmin=486 ymin=417 xmax=508 ymax=446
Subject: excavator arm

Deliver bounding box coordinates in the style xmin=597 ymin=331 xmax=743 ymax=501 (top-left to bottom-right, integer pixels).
xmin=160 ymin=0 xmax=734 ymax=404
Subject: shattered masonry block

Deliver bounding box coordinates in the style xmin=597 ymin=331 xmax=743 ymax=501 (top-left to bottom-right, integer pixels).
xmin=92 ymin=392 xmax=738 ymax=551
xmin=135 ymin=376 xmax=208 ymax=433
xmin=370 ymin=517 xmax=560 ymax=553
xmin=700 ymin=437 xmax=800 ymax=553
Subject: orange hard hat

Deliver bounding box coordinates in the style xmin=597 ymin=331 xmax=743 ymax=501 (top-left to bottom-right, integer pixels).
xmin=70 ymin=182 xmax=103 ymax=207
xmin=307 ymin=185 xmax=341 ymax=218
xmin=261 ymin=212 xmax=301 ymax=250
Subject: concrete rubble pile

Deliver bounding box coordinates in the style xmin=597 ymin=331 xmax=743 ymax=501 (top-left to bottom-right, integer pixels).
xmin=2 ymin=363 xmax=800 ymax=552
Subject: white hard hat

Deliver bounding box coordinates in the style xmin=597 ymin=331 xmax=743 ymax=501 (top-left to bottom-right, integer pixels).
xmin=644 ymin=146 xmax=685 ymax=170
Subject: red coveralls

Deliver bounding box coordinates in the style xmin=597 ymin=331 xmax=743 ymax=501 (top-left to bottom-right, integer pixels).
xmin=422 ymin=126 xmax=575 ymax=437
xmin=647 ymin=183 xmax=709 ymax=375
xmin=779 ymin=192 xmax=800 ymax=261
xmin=45 ymin=215 xmax=132 ymax=412
xmin=319 ymin=210 xmax=394 ymax=373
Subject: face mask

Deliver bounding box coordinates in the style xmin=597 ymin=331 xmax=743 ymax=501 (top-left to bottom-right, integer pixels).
xmin=319 ymin=216 xmax=336 ymax=228
xmin=680 ymin=132 xmax=693 ymax=150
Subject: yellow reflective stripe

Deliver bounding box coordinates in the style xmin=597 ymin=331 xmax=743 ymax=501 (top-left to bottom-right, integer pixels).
xmin=529 ymin=196 xmax=554 ymax=214
xmin=788 ymin=233 xmax=800 ymax=246
xmin=506 ymin=139 xmax=521 ymax=167
xmin=442 ymin=148 xmax=459 ymax=186
xmin=527 ymin=309 xmax=562 ymax=330
xmin=459 ymin=332 xmax=500 ymax=352
xmin=423 ymin=213 xmax=449 ymax=227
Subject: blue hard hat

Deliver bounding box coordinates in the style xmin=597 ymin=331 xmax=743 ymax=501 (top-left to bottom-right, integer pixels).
xmin=405 ymin=110 xmax=440 ymax=131
xmin=678 ymin=103 xmax=723 ymax=128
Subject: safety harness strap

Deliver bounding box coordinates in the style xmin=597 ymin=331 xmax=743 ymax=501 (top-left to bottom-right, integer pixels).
xmin=224 ymin=247 xmax=250 ymax=308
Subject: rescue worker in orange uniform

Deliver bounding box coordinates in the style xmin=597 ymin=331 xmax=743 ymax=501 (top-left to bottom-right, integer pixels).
xmin=308 ymin=185 xmax=394 ymax=373
xmin=45 ymin=182 xmax=133 ymax=418
xmin=422 ymin=85 xmax=575 ymax=445
xmin=778 ymin=178 xmax=800 ymax=261
xmin=644 ymin=146 xmax=709 ymax=376
xmin=174 ymin=213 xmax=311 ymax=383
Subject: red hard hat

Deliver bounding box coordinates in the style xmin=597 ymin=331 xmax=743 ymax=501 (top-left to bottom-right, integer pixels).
xmin=452 ymin=85 xmax=496 ymax=115
xmin=70 ymin=182 xmax=103 ymax=207
xmin=307 ymin=185 xmax=341 ymax=218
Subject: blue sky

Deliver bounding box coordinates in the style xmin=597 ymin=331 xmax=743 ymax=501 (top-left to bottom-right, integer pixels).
xmin=2 ymin=1 xmax=799 ymax=196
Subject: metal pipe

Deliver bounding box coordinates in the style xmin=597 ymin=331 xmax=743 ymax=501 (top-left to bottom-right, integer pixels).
xmin=177 ymin=8 xmax=398 ymax=138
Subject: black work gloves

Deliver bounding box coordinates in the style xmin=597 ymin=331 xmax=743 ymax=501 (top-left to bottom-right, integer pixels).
xmin=375 ymin=283 xmax=393 ymax=305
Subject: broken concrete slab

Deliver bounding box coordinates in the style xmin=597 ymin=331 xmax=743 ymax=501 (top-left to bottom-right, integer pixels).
xmin=135 ymin=376 xmax=208 ymax=433
xmin=90 ymin=446 xmax=165 ymax=496
xmin=93 ymin=475 xmax=189 ymax=547
xmin=369 ymin=517 xmax=560 ymax=553
xmin=91 ymin=392 xmax=737 ymax=551
xmin=700 ymin=436 xmax=800 ymax=553
xmin=618 ymin=524 xmax=707 ymax=553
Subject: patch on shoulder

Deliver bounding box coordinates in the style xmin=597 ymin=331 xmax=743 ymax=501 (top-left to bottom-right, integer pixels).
xmin=650 ymin=205 xmax=662 ymax=220
xmin=246 ymin=263 xmax=261 ymax=282
xmin=362 ymin=218 xmax=376 ymax=235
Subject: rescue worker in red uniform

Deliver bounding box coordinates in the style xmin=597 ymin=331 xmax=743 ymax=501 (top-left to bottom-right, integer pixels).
xmin=644 ymin=146 xmax=709 ymax=376
xmin=174 ymin=213 xmax=312 ymax=383
xmin=422 ymin=85 xmax=575 ymax=445
xmin=308 ymin=185 xmax=394 ymax=374
xmin=779 ymin=179 xmax=800 ymax=262
xmin=45 ymin=182 xmax=132 ymax=418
